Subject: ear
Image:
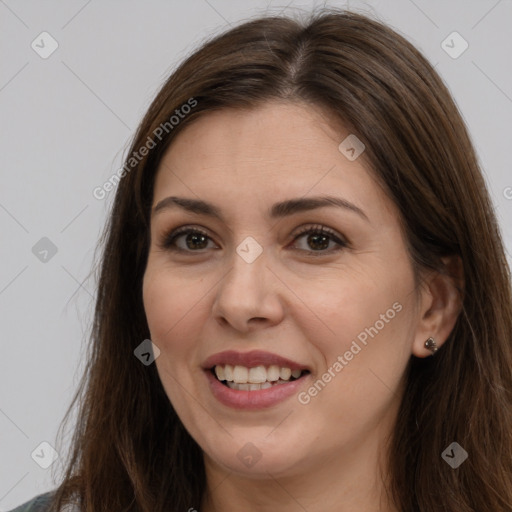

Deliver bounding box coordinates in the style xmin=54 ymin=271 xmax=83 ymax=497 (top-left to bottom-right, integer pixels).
xmin=411 ymin=255 xmax=464 ymax=358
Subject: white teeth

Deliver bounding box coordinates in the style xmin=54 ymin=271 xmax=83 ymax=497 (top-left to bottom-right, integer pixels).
xmin=226 ymin=380 xmax=284 ymax=391
xmin=280 ymin=367 xmax=292 ymax=380
xmin=224 ymin=364 xmax=234 ymax=381
xmin=267 ymin=365 xmax=280 ymax=381
xmin=233 ymin=365 xmax=249 ymax=383
xmin=214 ymin=363 xmax=306 ymax=387
xmin=248 ymin=366 xmax=267 ymax=383
xmin=214 ymin=366 xmax=225 ymax=381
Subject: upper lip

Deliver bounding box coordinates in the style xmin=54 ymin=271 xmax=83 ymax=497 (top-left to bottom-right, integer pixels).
xmin=203 ymin=350 xmax=310 ymax=371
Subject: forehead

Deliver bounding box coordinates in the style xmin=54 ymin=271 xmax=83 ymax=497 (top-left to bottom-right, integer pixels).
xmin=157 ymin=101 xmax=343 ymax=178
xmin=153 ymin=101 xmax=397 ymax=224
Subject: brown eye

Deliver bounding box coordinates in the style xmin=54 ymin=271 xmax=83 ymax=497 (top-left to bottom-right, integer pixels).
xmin=160 ymin=227 xmax=215 ymax=252
xmin=291 ymin=225 xmax=348 ymax=254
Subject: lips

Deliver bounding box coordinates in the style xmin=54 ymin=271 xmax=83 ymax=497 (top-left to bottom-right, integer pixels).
xmin=202 ymin=350 xmax=311 ymax=409
xmin=203 ymin=350 xmax=310 ymax=371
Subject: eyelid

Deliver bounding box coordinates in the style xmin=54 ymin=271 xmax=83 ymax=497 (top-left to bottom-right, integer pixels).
xmin=159 ymin=225 xmax=215 ymax=250
xmin=292 ymin=223 xmax=346 ymax=242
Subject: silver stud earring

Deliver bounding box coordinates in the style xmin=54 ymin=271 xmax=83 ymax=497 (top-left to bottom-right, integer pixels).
xmin=424 ymin=337 xmax=438 ymax=355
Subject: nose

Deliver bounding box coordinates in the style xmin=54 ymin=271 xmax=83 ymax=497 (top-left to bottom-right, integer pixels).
xmin=211 ymin=244 xmax=285 ymax=333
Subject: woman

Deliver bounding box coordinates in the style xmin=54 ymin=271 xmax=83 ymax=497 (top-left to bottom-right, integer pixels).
xmin=10 ymin=8 xmax=512 ymax=512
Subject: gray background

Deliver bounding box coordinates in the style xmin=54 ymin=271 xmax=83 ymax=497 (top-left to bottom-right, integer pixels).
xmin=1 ymin=0 xmax=511 ymax=508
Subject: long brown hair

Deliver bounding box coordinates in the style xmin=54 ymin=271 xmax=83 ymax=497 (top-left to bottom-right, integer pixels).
xmin=48 ymin=8 xmax=512 ymax=511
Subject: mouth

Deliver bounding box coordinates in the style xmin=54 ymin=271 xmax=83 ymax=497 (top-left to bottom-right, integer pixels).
xmin=210 ymin=364 xmax=310 ymax=391
xmin=202 ymin=350 xmax=311 ymax=408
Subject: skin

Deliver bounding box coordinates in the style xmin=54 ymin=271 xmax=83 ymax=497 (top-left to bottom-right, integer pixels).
xmin=142 ymin=101 xmax=462 ymax=511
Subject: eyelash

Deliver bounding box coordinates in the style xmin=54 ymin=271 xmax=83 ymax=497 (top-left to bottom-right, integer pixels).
xmin=158 ymin=224 xmax=348 ymax=256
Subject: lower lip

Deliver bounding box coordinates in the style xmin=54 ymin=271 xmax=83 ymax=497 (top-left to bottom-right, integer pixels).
xmin=205 ymin=370 xmax=308 ymax=409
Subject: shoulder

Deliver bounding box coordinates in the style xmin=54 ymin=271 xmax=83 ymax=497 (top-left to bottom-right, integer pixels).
xmin=7 ymin=491 xmax=56 ymax=512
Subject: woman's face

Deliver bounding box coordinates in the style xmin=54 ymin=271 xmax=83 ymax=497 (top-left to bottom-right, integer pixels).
xmin=143 ymin=101 xmax=428 ymax=479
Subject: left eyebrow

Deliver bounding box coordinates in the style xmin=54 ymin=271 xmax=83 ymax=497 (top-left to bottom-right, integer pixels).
xmin=152 ymin=195 xmax=370 ymax=223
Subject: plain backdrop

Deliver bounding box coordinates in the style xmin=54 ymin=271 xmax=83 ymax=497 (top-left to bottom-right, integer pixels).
xmin=1 ymin=0 xmax=511 ymax=509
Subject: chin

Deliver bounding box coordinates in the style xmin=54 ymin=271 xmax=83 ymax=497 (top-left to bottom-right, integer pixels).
xmin=200 ymin=429 xmax=312 ymax=478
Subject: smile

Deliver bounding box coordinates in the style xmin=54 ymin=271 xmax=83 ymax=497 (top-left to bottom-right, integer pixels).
xmin=203 ymin=350 xmax=311 ymax=409
xmin=212 ymin=364 xmax=308 ymax=390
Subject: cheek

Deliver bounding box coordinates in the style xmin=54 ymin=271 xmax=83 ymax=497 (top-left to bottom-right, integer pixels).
xmin=298 ymin=297 xmax=413 ymax=440
xmin=143 ymin=270 xmax=207 ymax=388
xmin=287 ymin=269 xmax=406 ymax=352
xmin=142 ymin=268 xmax=207 ymax=412
xmin=294 ymin=266 xmax=415 ymax=405
xmin=144 ymin=261 xmax=198 ymax=330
